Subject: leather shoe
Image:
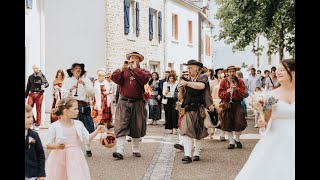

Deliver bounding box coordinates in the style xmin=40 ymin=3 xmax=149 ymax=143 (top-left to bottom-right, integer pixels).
xmin=220 ymin=136 xmax=227 ymax=141
xmin=132 ymin=152 xmax=141 ymax=157
xmin=112 ymin=152 xmax=124 ymax=159
xmin=193 ymin=156 xmax=200 ymax=161
xmin=182 ymin=156 xmax=192 ymax=163
xmin=228 ymin=144 xmax=235 ymax=149
xmin=174 ymin=144 xmax=184 ymax=150
xmin=235 ymin=141 xmax=242 ymax=148
xmin=86 ymin=150 xmax=92 ymax=157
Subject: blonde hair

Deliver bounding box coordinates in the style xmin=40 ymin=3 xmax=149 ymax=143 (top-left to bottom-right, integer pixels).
xmin=97 ymin=70 xmax=106 ymax=77
xmin=25 ymin=104 xmax=32 ymax=113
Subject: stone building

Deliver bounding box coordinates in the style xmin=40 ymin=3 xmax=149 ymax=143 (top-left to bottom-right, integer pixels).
xmin=105 ymin=0 xmax=165 ymax=75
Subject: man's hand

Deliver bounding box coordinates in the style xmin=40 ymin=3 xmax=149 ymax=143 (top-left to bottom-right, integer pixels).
xmin=129 ymin=60 xmax=137 ymax=69
xmin=78 ymin=79 xmax=85 ymax=85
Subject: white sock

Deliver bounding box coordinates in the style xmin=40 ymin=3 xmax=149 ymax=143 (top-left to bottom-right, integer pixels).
xmin=132 ymin=138 xmax=140 ymax=153
xmin=193 ymin=139 xmax=201 ymax=156
xmin=183 ymin=136 xmax=193 ymax=157
xmin=116 ymin=136 xmax=126 ymax=154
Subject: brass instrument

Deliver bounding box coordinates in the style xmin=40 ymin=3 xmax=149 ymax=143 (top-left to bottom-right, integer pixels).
xmin=124 ymin=60 xmax=134 ymax=65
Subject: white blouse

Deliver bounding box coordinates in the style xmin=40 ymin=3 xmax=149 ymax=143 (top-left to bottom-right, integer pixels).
xmin=45 ymin=120 xmax=90 ymax=148
xmin=162 ymin=81 xmax=178 ymax=98
xmin=93 ymin=80 xmax=112 ymax=110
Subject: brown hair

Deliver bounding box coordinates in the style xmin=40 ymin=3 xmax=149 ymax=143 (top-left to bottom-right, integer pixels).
xmin=208 ymin=69 xmax=215 ymax=80
xmin=167 ymin=72 xmax=177 ymax=82
xmin=52 ymin=97 xmax=77 ymax=116
xmin=55 ymin=69 xmax=65 ymax=80
xmin=280 ymin=58 xmax=295 ymax=81
xmin=25 ymin=105 xmax=32 ymax=113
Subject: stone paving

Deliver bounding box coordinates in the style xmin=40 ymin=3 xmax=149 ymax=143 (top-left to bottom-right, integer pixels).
xmin=38 ymin=108 xmax=260 ymax=180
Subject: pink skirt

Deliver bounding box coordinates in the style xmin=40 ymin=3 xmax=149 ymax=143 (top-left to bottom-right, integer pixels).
xmin=45 ymin=146 xmax=91 ymax=180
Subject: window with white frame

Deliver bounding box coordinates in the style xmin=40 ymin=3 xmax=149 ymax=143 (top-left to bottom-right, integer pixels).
xmin=153 ymin=9 xmax=158 ymax=41
xmin=172 ymin=14 xmax=178 ymax=41
xmin=188 ymin=20 xmax=193 ymax=44
xmin=130 ymin=1 xmax=136 ymax=35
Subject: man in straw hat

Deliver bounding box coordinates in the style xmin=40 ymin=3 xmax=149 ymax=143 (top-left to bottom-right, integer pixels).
xmin=177 ymin=59 xmax=214 ymax=163
xmin=111 ymin=52 xmax=151 ymax=159
xmin=218 ymin=65 xmax=247 ymax=149
xmin=62 ymin=62 xmax=95 ymax=157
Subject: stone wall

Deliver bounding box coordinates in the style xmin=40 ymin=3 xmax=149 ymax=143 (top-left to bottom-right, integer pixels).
xmin=105 ymin=0 xmax=164 ymax=74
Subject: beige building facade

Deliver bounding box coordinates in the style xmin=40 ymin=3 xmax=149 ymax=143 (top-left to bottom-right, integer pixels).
xmin=105 ymin=0 xmax=165 ymax=75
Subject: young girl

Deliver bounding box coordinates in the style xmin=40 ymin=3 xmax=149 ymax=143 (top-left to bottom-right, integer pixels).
xmin=45 ymin=97 xmax=106 ymax=180
xmin=25 ymin=104 xmax=46 ymax=180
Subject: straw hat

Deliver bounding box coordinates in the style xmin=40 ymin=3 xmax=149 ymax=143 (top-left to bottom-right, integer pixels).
xmin=223 ymin=65 xmax=241 ymax=73
xmin=126 ymin=52 xmax=144 ymax=62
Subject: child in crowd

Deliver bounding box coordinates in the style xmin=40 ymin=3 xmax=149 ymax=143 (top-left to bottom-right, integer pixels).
xmin=45 ymin=97 xmax=106 ymax=180
xmin=25 ymin=104 xmax=46 ymax=180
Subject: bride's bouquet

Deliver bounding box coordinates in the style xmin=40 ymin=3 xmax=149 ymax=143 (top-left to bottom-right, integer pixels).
xmin=246 ymin=90 xmax=278 ymax=134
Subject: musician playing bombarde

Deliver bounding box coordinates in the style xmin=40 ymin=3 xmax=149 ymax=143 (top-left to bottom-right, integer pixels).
xmin=62 ymin=62 xmax=95 ymax=157
xmin=177 ymin=60 xmax=214 ymax=164
xmin=218 ymin=65 xmax=247 ymax=150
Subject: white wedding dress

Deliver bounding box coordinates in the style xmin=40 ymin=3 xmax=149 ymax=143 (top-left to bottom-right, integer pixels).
xmin=235 ymin=100 xmax=295 ymax=180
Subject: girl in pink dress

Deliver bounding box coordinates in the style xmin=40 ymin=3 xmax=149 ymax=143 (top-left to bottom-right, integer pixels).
xmin=45 ymin=97 xmax=106 ymax=180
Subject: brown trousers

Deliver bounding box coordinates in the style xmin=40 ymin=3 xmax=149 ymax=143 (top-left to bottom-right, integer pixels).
xmin=220 ymin=101 xmax=247 ymax=132
xmin=27 ymin=92 xmax=44 ymax=126
xmin=114 ymin=99 xmax=147 ymax=138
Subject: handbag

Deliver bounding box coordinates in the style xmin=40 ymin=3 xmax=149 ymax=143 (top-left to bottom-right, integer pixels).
xmin=219 ymin=101 xmax=231 ymax=111
xmin=161 ymin=96 xmax=168 ymax=104
xmin=204 ymin=107 xmax=221 ymax=128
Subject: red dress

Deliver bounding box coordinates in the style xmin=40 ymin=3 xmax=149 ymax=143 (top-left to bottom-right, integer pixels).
xmin=92 ymin=85 xmax=112 ymax=125
xmin=51 ymin=82 xmax=62 ymax=123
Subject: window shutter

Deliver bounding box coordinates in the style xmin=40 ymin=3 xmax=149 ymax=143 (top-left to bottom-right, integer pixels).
xmin=149 ymin=8 xmax=154 ymax=40
xmin=124 ymin=0 xmax=130 ymax=34
xmin=158 ymin=11 xmax=162 ymax=42
xmin=136 ymin=2 xmax=140 ymax=37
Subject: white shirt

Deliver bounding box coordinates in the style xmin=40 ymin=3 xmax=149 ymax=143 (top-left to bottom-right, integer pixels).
xmin=62 ymin=76 xmax=94 ymax=102
xmin=162 ymin=81 xmax=178 ymax=98
xmin=45 ymin=120 xmax=90 ymax=148
xmin=247 ymin=74 xmax=262 ymax=95
xmin=93 ymin=80 xmax=111 ymax=110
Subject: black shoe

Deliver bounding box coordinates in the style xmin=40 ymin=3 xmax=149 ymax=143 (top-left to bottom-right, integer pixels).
xmin=193 ymin=156 xmax=200 ymax=161
xmin=127 ymin=138 xmax=132 ymax=142
xmin=112 ymin=152 xmax=124 ymax=159
xmin=132 ymin=152 xmax=141 ymax=157
xmin=182 ymin=156 xmax=192 ymax=163
xmin=174 ymin=144 xmax=184 ymax=150
xmin=228 ymin=144 xmax=235 ymax=149
xmin=86 ymin=150 xmax=92 ymax=157
xmin=235 ymin=141 xmax=242 ymax=148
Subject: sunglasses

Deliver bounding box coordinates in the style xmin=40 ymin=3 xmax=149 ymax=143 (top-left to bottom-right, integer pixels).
xmin=106 ymin=76 xmax=110 ymax=78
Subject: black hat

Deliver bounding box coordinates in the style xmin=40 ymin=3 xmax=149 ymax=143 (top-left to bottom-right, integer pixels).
xmin=214 ymin=68 xmax=224 ymax=78
xmin=183 ymin=59 xmax=203 ymax=68
xmin=66 ymin=63 xmax=86 ymax=77
xmin=126 ymin=52 xmax=144 ymax=62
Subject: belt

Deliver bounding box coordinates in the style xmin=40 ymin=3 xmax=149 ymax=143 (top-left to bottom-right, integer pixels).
xmin=120 ymin=97 xmax=143 ymax=103
xmin=77 ymin=100 xmax=89 ymax=106
xmin=30 ymin=91 xmax=43 ymax=94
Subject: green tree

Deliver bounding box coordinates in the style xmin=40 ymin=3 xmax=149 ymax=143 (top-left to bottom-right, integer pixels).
xmin=215 ymin=0 xmax=295 ymax=60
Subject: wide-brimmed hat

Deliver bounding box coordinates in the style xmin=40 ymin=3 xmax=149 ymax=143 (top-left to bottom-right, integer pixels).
xmin=183 ymin=59 xmax=203 ymax=68
xmin=223 ymin=65 xmax=241 ymax=73
xmin=66 ymin=63 xmax=86 ymax=77
xmin=126 ymin=52 xmax=144 ymax=62
xmin=214 ymin=68 xmax=224 ymax=78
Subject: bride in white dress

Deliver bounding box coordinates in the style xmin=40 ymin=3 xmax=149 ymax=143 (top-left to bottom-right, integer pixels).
xmin=235 ymin=59 xmax=295 ymax=180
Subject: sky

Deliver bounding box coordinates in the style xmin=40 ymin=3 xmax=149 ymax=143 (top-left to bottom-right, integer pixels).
xmin=210 ymin=2 xmax=258 ymax=78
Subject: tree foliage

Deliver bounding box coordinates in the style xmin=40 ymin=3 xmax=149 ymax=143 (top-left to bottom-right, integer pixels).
xmin=215 ymin=0 xmax=295 ymax=58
